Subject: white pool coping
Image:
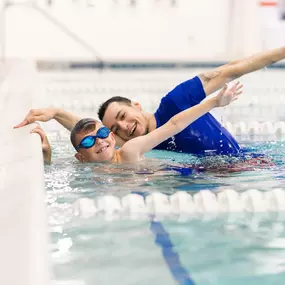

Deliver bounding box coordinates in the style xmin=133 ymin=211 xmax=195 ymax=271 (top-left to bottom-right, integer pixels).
xmin=0 ymin=61 xmax=50 ymax=285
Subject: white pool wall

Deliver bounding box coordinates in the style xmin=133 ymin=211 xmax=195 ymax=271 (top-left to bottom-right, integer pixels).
xmin=0 ymin=61 xmax=50 ymax=285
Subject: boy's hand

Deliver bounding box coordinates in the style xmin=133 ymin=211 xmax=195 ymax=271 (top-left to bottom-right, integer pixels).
xmin=14 ymin=108 xmax=59 ymax=128
xmin=31 ymin=125 xmax=52 ymax=164
xmin=215 ymin=81 xmax=243 ymax=107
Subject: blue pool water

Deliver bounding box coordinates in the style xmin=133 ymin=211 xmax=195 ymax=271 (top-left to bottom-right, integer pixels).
xmin=47 ymin=138 xmax=285 ymax=285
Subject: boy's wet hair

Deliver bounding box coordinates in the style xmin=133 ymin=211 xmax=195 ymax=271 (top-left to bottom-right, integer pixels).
xmin=98 ymin=96 xmax=132 ymax=121
xmin=70 ymin=118 xmax=99 ymax=149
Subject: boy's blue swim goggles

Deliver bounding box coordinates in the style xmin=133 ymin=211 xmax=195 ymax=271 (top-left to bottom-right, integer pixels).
xmin=75 ymin=126 xmax=111 ymax=150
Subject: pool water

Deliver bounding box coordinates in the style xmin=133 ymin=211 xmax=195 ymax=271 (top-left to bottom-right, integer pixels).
xmin=47 ymin=138 xmax=285 ymax=195
xmin=47 ymin=138 xmax=285 ymax=285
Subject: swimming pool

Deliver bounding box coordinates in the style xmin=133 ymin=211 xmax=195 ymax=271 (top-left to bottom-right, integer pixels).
xmin=42 ymin=69 xmax=285 ymax=285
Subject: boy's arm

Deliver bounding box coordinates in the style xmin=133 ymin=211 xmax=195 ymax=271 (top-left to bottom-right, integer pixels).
xmin=199 ymin=46 xmax=285 ymax=96
xmin=14 ymin=108 xmax=81 ymax=131
xmin=121 ymin=82 xmax=242 ymax=160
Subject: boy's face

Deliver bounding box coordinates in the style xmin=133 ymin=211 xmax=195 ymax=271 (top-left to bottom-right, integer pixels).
xmin=74 ymin=123 xmax=116 ymax=163
xmin=102 ymin=102 xmax=149 ymax=141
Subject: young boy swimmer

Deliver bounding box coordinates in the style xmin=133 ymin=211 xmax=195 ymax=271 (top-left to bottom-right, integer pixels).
xmin=71 ymin=82 xmax=242 ymax=164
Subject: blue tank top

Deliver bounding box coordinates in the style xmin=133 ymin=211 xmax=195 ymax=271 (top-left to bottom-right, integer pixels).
xmin=154 ymin=76 xmax=241 ymax=155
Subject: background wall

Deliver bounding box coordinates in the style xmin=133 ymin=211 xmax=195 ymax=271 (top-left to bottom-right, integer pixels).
xmin=2 ymin=0 xmax=284 ymax=63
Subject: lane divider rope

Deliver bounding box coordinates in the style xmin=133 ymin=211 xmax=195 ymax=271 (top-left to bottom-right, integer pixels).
xmin=72 ymin=189 xmax=285 ymax=218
